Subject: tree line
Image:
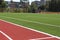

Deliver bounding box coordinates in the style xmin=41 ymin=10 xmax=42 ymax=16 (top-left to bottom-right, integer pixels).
xmin=0 ymin=0 xmax=60 ymax=12
xmin=48 ymin=0 xmax=60 ymax=12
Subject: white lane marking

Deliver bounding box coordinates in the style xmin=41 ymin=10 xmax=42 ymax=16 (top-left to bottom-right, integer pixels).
xmin=0 ymin=31 xmax=13 ymax=40
xmin=1 ymin=16 xmax=60 ymax=27
xmin=29 ymin=37 xmax=54 ymax=40
xmin=0 ymin=19 xmax=60 ymax=39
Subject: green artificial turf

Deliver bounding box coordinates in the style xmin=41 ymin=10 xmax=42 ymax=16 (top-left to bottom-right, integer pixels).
xmin=0 ymin=13 xmax=60 ymax=37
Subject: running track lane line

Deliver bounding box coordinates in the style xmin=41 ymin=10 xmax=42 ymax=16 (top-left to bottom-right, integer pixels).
xmin=0 ymin=19 xmax=60 ymax=40
xmin=29 ymin=37 xmax=55 ymax=40
xmin=0 ymin=31 xmax=13 ymax=40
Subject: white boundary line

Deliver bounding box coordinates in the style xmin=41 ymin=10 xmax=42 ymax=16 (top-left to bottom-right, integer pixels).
xmin=0 ymin=30 xmax=13 ymax=40
xmin=0 ymin=19 xmax=60 ymax=39
xmin=1 ymin=16 xmax=60 ymax=27
xmin=29 ymin=37 xmax=55 ymax=40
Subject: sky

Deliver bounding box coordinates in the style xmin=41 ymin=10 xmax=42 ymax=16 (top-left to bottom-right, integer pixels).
xmin=5 ymin=0 xmax=40 ymax=3
xmin=5 ymin=0 xmax=40 ymax=4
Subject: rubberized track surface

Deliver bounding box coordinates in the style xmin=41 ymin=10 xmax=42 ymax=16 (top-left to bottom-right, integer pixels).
xmin=0 ymin=20 xmax=60 ymax=40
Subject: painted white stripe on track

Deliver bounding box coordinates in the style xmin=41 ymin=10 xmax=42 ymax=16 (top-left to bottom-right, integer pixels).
xmin=0 ymin=19 xmax=60 ymax=39
xmin=29 ymin=37 xmax=54 ymax=40
xmin=0 ymin=31 xmax=13 ymax=40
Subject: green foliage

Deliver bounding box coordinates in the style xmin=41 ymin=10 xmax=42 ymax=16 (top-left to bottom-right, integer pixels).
xmin=0 ymin=0 xmax=7 ymax=12
xmin=30 ymin=2 xmax=38 ymax=13
xmin=31 ymin=2 xmax=38 ymax=10
xmin=0 ymin=0 xmax=6 ymax=8
xmin=48 ymin=0 xmax=60 ymax=12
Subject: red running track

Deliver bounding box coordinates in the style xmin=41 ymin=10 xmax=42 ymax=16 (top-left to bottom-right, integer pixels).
xmin=0 ymin=20 xmax=60 ymax=40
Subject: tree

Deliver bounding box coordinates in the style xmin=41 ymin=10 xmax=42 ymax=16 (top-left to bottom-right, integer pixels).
xmin=57 ymin=0 xmax=60 ymax=12
xmin=48 ymin=0 xmax=60 ymax=12
xmin=0 ymin=0 xmax=6 ymax=12
xmin=30 ymin=2 xmax=39 ymax=13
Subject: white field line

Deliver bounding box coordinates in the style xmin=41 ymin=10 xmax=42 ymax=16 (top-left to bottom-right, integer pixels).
xmin=29 ymin=37 xmax=54 ymax=40
xmin=1 ymin=16 xmax=60 ymax=28
xmin=0 ymin=31 xmax=13 ymax=40
xmin=0 ymin=19 xmax=60 ymax=39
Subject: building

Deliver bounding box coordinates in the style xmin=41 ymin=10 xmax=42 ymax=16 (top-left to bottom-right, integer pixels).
xmin=40 ymin=0 xmax=46 ymax=6
xmin=20 ymin=0 xmax=29 ymax=8
xmin=5 ymin=0 xmax=29 ymax=12
xmin=5 ymin=0 xmax=20 ymax=12
xmin=20 ymin=0 xmax=29 ymax=3
xmin=5 ymin=1 xmax=20 ymax=8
